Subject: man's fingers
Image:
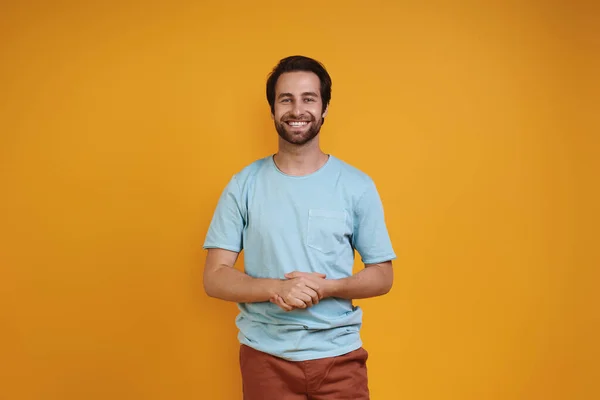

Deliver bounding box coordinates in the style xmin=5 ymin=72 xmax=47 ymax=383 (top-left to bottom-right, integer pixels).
xmin=272 ymin=295 xmax=293 ymax=311
xmin=310 ymin=288 xmax=320 ymax=305
xmin=276 ymin=275 xmax=327 ymax=310
xmin=294 ymin=292 xmax=313 ymax=307
xmin=284 ymin=294 xmax=307 ymax=309
xmin=290 ymin=279 xmax=322 ymax=302
xmin=278 ymin=299 xmax=293 ymax=312
xmin=300 ymin=287 xmax=319 ymax=306
xmin=301 ymin=279 xmax=322 ymax=296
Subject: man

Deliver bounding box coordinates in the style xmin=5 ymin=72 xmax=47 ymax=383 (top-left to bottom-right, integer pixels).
xmin=203 ymin=55 xmax=396 ymax=399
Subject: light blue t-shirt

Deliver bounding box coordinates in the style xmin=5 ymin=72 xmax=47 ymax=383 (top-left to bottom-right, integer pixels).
xmin=203 ymin=154 xmax=396 ymax=361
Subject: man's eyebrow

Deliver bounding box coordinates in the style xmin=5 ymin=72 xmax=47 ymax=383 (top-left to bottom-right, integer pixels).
xmin=277 ymin=92 xmax=320 ymax=99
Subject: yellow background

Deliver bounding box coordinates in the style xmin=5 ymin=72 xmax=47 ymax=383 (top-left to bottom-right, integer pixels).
xmin=1 ymin=1 xmax=598 ymax=399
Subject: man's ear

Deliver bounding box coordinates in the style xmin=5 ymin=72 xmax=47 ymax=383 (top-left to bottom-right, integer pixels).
xmin=322 ymin=105 xmax=329 ymax=118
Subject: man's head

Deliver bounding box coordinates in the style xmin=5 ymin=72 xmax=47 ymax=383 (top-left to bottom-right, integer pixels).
xmin=266 ymin=56 xmax=332 ymax=146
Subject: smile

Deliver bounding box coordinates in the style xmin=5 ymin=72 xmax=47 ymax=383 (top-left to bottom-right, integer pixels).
xmin=286 ymin=121 xmax=310 ymax=127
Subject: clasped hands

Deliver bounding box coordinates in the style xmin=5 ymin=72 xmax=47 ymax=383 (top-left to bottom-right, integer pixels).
xmin=270 ymin=271 xmax=331 ymax=311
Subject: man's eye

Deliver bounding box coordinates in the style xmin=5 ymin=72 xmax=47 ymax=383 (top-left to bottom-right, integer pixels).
xmin=304 ymin=98 xmax=315 ymax=102
xmin=281 ymin=99 xmax=291 ymax=103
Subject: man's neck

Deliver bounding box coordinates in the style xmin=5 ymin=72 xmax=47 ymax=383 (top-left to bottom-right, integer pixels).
xmin=274 ymin=139 xmax=329 ymax=177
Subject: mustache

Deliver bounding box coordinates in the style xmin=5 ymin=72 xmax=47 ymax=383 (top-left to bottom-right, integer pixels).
xmin=282 ymin=113 xmax=315 ymax=122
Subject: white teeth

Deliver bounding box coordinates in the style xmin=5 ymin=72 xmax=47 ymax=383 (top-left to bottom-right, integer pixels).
xmin=288 ymin=121 xmax=308 ymax=127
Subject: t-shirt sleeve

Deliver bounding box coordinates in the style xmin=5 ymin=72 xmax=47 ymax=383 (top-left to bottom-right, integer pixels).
xmin=203 ymin=175 xmax=245 ymax=253
xmin=352 ymin=180 xmax=397 ymax=265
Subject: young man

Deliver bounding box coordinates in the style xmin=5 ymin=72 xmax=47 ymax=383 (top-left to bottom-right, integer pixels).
xmin=203 ymin=55 xmax=396 ymax=399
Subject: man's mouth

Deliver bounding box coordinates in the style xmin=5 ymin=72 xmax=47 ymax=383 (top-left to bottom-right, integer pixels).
xmin=286 ymin=121 xmax=310 ymax=128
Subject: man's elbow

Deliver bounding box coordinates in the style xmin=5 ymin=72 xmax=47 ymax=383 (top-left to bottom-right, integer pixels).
xmin=203 ymin=281 xmax=216 ymax=298
xmin=379 ymin=278 xmax=393 ymax=296
xmin=203 ymin=268 xmax=220 ymax=298
xmin=378 ymin=264 xmax=394 ymax=295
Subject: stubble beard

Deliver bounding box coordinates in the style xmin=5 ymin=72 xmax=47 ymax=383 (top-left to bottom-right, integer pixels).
xmin=275 ymin=114 xmax=323 ymax=146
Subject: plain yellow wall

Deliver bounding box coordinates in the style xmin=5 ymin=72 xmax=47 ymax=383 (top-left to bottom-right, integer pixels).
xmin=1 ymin=1 xmax=598 ymax=399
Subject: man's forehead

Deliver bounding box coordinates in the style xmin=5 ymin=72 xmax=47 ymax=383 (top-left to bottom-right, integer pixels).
xmin=276 ymin=71 xmax=320 ymax=90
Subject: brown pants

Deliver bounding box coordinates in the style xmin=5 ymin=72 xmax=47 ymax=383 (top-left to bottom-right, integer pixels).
xmin=239 ymin=344 xmax=370 ymax=400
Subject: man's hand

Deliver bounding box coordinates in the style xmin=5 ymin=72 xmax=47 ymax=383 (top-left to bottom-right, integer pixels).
xmin=270 ymin=272 xmax=330 ymax=311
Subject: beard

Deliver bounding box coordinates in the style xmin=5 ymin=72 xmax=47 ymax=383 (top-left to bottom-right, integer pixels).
xmin=274 ymin=113 xmax=323 ymax=146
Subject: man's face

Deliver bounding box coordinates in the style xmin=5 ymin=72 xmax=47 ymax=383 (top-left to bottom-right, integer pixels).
xmin=272 ymin=71 xmax=328 ymax=146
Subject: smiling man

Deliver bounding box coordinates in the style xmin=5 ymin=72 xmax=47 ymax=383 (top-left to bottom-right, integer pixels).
xmin=203 ymin=55 xmax=396 ymax=400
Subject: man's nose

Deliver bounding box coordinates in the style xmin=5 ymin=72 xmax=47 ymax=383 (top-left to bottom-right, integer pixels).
xmin=291 ymin=102 xmax=304 ymax=117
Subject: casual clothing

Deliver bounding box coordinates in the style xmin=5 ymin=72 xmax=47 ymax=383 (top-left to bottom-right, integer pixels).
xmin=239 ymin=344 xmax=370 ymax=400
xmin=204 ymin=154 xmax=396 ymax=362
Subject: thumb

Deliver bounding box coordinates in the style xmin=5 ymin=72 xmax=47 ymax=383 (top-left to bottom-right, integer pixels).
xmin=284 ymin=272 xmax=299 ymax=279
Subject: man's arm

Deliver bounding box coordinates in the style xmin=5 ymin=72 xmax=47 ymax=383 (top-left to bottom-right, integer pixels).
xmin=327 ymin=178 xmax=395 ymax=300
xmin=203 ymin=248 xmax=326 ymax=308
xmin=324 ymin=261 xmax=393 ymax=299
xmin=284 ymin=261 xmax=393 ymax=301
xmin=203 ymin=248 xmax=279 ymax=303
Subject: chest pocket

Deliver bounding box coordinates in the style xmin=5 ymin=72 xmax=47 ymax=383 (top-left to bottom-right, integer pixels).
xmin=306 ymin=209 xmax=348 ymax=254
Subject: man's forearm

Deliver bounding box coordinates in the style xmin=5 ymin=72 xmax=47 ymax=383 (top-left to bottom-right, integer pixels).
xmin=204 ymin=265 xmax=280 ymax=303
xmin=326 ymin=262 xmax=393 ymax=300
